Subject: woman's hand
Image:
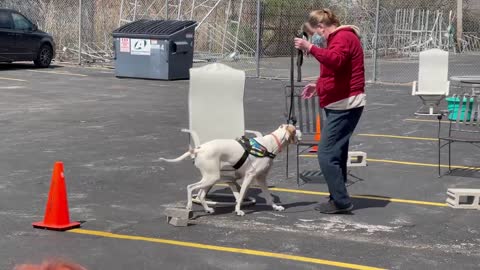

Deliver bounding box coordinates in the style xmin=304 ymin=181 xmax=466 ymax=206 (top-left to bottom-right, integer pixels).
xmin=301 ymin=83 xmax=317 ymax=99
xmin=294 ymin=38 xmax=313 ymax=52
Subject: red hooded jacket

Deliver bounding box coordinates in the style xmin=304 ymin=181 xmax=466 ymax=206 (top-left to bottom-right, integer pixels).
xmin=309 ymin=26 xmax=365 ymax=108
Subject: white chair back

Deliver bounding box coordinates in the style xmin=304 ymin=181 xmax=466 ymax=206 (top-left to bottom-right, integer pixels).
xmin=188 ymin=63 xmax=246 ymax=145
xmin=418 ymin=48 xmax=449 ymax=94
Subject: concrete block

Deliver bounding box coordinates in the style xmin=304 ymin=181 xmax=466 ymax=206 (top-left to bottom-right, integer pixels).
xmin=167 ymin=217 xmax=189 ymax=227
xmin=446 ymin=189 xmax=480 ymax=210
xmin=347 ymin=151 xmax=367 ymax=167
xmin=164 ymin=208 xmax=193 ymax=219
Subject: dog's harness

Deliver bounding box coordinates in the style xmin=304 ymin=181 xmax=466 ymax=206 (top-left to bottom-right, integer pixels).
xmin=233 ymin=136 xmax=277 ymax=170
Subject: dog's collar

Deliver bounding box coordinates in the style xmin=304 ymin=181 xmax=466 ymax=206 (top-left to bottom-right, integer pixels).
xmin=271 ymin=133 xmax=282 ymax=153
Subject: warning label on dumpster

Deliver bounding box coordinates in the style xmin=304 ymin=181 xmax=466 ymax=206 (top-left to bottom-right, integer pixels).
xmin=120 ymin=38 xmax=130 ymax=53
xmin=131 ymin=39 xmax=151 ymax=55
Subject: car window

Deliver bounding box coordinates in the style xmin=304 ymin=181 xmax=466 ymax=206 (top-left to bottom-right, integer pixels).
xmin=0 ymin=11 xmax=13 ymax=29
xmin=12 ymin=12 xmax=32 ymax=31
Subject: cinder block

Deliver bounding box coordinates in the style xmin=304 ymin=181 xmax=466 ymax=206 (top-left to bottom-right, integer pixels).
xmin=167 ymin=217 xmax=189 ymax=227
xmin=446 ymin=189 xmax=480 ymax=210
xmin=168 ymin=217 xmax=188 ymax=227
xmin=347 ymin=151 xmax=367 ymax=167
xmin=164 ymin=208 xmax=193 ymax=219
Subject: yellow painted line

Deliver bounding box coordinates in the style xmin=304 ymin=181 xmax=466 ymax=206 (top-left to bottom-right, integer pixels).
xmin=299 ymin=155 xmax=480 ymax=171
xmin=0 ymin=76 xmax=27 ymax=82
xmin=243 ymin=68 xmax=266 ymax=72
xmin=69 ymin=229 xmax=385 ymax=270
xmin=28 ymin=70 xmax=87 ymax=77
xmin=357 ymin=133 xmax=437 ymax=141
xmin=216 ymin=184 xmax=447 ymax=207
xmin=366 ymin=81 xmax=413 ymax=86
xmin=58 ymin=62 xmax=113 ymax=71
xmin=367 ymin=158 xmax=480 ymax=171
xmin=404 ymin=118 xmax=449 ymax=124
xmin=269 ymin=187 xmax=447 ymax=207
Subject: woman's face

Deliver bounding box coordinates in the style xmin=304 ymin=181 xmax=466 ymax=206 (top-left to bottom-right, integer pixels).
xmin=314 ymin=23 xmax=335 ymax=39
xmin=304 ymin=23 xmax=315 ymax=36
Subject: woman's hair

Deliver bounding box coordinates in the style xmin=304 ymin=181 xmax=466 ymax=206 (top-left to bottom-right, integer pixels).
xmin=301 ymin=23 xmax=313 ymax=36
xmin=308 ymin=8 xmax=340 ymax=28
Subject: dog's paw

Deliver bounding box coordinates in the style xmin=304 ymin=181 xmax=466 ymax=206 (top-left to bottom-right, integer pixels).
xmin=273 ymin=204 xmax=285 ymax=211
xmin=235 ymin=210 xmax=245 ymax=216
xmin=205 ymin=207 xmax=215 ymax=214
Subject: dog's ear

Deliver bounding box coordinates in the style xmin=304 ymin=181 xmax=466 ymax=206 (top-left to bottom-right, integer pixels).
xmin=286 ymin=125 xmax=296 ymax=134
xmin=286 ymin=125 xmax=296 ymax=143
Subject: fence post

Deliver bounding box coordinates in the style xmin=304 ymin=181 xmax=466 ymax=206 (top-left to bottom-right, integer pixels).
xmin=456 ymin=0 xmax=463 ymax=52
xmin=372 ymin=0 xmax=380 ymax=82
xmin=78 ymin=0 xmax=82 ymax=65
xmin=166 ymin=0 xmax=169 ymax=20
xmin=256 ymin=0 xmax=262 ymax=78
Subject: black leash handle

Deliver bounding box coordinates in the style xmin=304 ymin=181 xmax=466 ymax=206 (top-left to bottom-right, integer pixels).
xmin=288 ymin=38 xmax=296 ymax=126
xmin=296 ymin=31 xmax=307 ymax=82
xmin=288 ymin=31 xmax=306 ymax=126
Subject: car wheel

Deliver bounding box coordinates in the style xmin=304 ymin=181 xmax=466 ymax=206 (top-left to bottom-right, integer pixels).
xmin=34 ymin=44 xmax=53 ymax=68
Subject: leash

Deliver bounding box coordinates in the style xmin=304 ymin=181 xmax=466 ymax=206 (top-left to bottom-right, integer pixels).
xmin=296 ymin=31 xmax=307 ymax=82
xmin=287 ymin=30 xmax=307 ymax=126
xmin=234 ymin=31 xmax=306 ymax=169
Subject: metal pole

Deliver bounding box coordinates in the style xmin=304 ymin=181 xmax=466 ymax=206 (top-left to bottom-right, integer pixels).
xmin=119 ymin=0 xmax=125 ymax=27
xmin=177 ymin=0 xmax=182 ymax=20
xmin=133 ymin=0 xmax=138 ymax=21
xmin=190 ymin=0 xmax=196 ymax=20
xmin=372 ymin=0 xmax=380 ymax=82
xmin=456 ymin=0 xmax=463 ymax=52
xmin=78 ymin=0 xmax=82 ymax=65
xmin=233 ymin=0 xmax=245 ymax=53
xmin=255 ymin=0 xmax=262 ymax=78
xmin=221 ymin=0 xmax=232 ymax=55
xmin=166 ymin=0 xmax=169 ymax=20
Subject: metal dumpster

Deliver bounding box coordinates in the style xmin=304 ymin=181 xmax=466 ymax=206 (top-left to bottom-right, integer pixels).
xmin=112 ymin=19 xmax=197 ymax=80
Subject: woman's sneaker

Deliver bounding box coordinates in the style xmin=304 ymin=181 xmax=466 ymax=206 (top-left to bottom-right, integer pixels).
xmin=314 ymin=201 xmax=353 ymax=214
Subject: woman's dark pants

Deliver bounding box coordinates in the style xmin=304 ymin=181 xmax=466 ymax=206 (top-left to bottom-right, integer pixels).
xmin=317 ymin=106 xmax=364 ymax=209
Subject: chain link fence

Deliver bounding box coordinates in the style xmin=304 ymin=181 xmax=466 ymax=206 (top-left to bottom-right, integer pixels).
xmin=257 ymin=0 xmax=380 ymax=79
xmin=257 ymin=0 xmax=480 ymax=82
xmin=2 ymin=0 xmax=81 ymax=62
xmin=1 ymin=0 xmax=479 ymax=82
xmin=371 ymin=0 xmax=480 ymax=83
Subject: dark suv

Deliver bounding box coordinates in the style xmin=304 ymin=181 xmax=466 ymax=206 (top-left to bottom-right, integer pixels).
xmin=0 ymin=9 xmax=55 ymax=68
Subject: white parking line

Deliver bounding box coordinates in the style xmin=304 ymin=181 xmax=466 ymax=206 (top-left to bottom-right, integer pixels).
xmin=27 ymin=70 xmax=88 ymax=77
xmin=0 ymin=77 xmax=27 ymax=82
xmin=0 ymin=86 xmax=25 ymax=89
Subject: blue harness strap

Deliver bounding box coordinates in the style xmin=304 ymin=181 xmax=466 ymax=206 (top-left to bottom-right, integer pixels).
xmin=233 ymin=136 xmax=276 ymax=169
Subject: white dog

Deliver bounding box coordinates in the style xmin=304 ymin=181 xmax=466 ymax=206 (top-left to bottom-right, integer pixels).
xmin=160 ymin=124 xmax=300 ymax=216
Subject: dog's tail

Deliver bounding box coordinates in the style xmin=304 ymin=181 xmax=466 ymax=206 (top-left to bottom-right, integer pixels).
xmin=158 ymin=149 xmax=197 ymax=163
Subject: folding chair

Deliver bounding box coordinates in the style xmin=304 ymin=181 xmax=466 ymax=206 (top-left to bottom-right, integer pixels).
xmin=182 ymin=63 xmax=261 ymax=207
xmin=285 ymin=85 xmax=367 ymax=186
xmin=284 ymin=85 xmax=322 ymax=185
xmin=438 ymin=93 xmax=480 ymax=176
xmin=412 ymin=48 xmax=450 ymax=115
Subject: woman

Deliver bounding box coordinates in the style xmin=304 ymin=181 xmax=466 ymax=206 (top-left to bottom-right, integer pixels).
xmin=294 ymin=9 xmax=365 ymax=214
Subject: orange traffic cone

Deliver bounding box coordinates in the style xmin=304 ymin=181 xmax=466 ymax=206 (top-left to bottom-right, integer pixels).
xmin=309 ymin=113 xmax=321 ymax=153
xmin=33 ymin=161 xmax=80 ymax=231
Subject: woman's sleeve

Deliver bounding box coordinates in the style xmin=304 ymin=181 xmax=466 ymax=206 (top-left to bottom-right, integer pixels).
xmin=309 ymin=33 xmax=350 ymax=71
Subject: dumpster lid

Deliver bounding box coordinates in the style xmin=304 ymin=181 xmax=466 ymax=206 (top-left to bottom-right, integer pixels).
xmin=113 ymin=19 xmax=196 ymax=36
